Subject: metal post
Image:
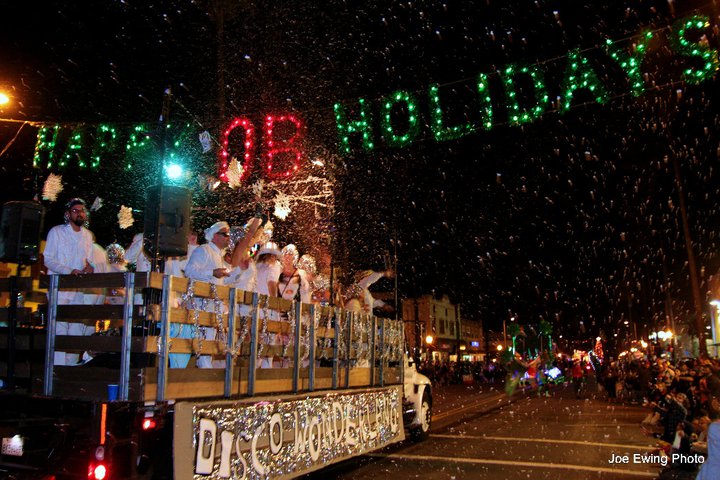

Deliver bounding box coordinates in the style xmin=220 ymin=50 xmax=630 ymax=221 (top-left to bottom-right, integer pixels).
xmin=119 ymin=272 xmax=135 ymax=401
xmin=308 ymin=304 xmax=316 ymax=392
xmin=379 ymin=317 xmax=385 ymax=386
xmin=345 ymin=311 xmax=352 ymax=388
xmin=292 ymin=301 xmax=302 ymax=393
xmin=151 ymin=88 xmax=173 ymax=273
xmin=247 ymin=293 xmax=260 ymax=396
xmin=399 ymin=319 xmax=405 ymax=388
xmin=224 ymin=288 xmax=237 ymax=398
xmin=43 ymin=274 xmax=59 ymax=396
xmin=156 ymin=275 xmax=172 ymax=401
xmin=332 ymin=308 xmax=340 ymax=390
xmin=370 ymin=315 xmax=377 ymax=386
xmin=6 ymin=275 xmax=18 ymax=390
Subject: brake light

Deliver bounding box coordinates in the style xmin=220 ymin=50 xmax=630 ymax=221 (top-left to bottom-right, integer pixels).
xmin=142 ymin=418 xmax=157 ymax=430
xmin=89 ymin=462 xmax=108 ymax=480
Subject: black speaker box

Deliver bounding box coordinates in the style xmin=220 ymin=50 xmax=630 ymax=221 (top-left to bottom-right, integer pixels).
xmin=0 ymin=201 xmax=45 ymax=264
xmin=143 ymin=185 xmax=192 ymax=257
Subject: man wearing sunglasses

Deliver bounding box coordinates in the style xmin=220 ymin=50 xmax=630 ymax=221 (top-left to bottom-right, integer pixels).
xmin=184 ymin=221 xmax=231 ymax=282
xmin=183 ymin=221 xmax=231 ymax=368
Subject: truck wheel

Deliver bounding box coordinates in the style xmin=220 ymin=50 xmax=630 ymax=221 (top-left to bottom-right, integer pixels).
xmin=410 ymin=390 xmax=431 ymax=441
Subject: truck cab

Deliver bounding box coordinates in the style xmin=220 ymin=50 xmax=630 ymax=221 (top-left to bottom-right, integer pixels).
xmin=402 ymin=354 xmax=432 ymax=440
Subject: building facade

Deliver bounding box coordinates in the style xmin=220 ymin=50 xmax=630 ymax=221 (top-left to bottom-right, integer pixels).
xmin=403 ymin=294 xmax=483 ymax=362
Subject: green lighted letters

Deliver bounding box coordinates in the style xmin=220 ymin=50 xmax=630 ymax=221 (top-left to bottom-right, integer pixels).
xmin=476 ymin=73 xmax=494 ymax=130
xmin=500 ymin=63 xmax=548 ymax=125
xmin=559 ymin=49 xmax=609 ymax=112
xmin=429 ymin=84 xmax=476 ymax=142
xmin=62 ymin=128 xmax=85 ymax=168
xmin=605 ymin=31 xmax=654 ymax=96
xmin=672 ymin=15 xmax=719 ymax=84
xmin=33 ymin=125 xmax=59 ymax=169
xmin=91 ymin=124 xmax=119 ymax=169
xmin=334 ymin=99 xmax=375 ymax=154
xmin=381 ymin=90 xmax=420 ymax=148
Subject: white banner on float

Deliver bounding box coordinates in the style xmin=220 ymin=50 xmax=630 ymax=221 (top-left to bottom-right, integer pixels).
xmin=173 ymin=386 xmax=404 ymax=480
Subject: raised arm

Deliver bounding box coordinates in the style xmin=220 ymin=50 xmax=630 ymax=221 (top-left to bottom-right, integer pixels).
xmin=230 ymin=217 xmax=264 ymax=268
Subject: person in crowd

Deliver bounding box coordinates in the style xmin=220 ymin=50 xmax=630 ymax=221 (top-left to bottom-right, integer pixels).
xmin=183 ymin=221 xmax=231 ymax=368
xmin=603 ymin=362 xmax=619 ymax=403
xmin=661 ymin=392 xmax=689 ymax=443
xmin=571 ymin=360 xmax=584 ymax=398
xmin=278 ymin=244 xmax=311 ymax=304
xmin=43 ymin=198 xmax=96 ymax=365
xmin=695 ymin=419 xmax=719 ymax=479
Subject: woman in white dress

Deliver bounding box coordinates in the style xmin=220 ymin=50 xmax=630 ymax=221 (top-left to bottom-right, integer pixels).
xmin=253 ymin=241 xmax=282 ymax=367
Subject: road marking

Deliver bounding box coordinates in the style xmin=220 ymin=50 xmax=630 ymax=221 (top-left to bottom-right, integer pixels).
xmin=432 ymin=433 xmax=656 ymax=450
xmin=369 ymin=453 xmax=657 ymax=477
xmin=432 ymin=394 xmax=508 ymax=420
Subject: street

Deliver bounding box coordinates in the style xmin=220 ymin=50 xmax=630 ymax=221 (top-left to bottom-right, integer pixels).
xmin=305 ymin=381 xmax=667 ymax=480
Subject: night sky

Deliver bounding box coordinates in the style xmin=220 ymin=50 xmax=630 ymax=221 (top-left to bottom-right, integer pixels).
xmin=2 ymin=0 xmax=720 ymax=353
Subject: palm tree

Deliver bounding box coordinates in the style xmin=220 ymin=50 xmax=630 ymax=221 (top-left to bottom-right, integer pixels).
xmin=507 ymin=322 xmax=521 ymax=354
xmin=539 ymin=319 xmax=553 ymax=355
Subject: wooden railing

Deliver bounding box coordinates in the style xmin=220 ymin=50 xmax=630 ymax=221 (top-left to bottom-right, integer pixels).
xmin=1 ymin=272 xmax=405 ymax=403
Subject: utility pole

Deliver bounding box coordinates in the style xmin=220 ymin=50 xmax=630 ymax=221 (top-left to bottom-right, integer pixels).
xmin=672 ymin=155 xmax=707 ymax=356
xmin=150 ymin=87 xmax=173 ymax=273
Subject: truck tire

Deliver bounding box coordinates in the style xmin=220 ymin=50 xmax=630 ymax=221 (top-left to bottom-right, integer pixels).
xmin=410 ymin=390 xmax=431 ymax=441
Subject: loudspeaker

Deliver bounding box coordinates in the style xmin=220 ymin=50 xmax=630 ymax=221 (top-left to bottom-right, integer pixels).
xmin=143 ymin=185 xmax=192 ymax=257
xmin=0 ymin=201 xmax=45 ymax=264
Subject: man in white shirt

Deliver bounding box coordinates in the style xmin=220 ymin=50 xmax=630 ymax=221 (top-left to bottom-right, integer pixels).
xmin=43 ymin=198 xmax=95 ymax=365
xmin=185 ymin=222 xmax=230 ymax=283
xmin=184 ymin=221 xmax=231 ymax=368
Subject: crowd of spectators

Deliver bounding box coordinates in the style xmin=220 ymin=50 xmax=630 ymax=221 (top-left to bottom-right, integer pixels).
xmin=417 ymin=359 xmax=506 ymax=386
xmin=594 ymin=355 xmax=720 ymax=478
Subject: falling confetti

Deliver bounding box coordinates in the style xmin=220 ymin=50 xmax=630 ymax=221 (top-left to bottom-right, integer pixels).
xmin=117 ymin=205 xmax=134 ymax=229
xmin=42 ymin=173 xmax=64 ymax=202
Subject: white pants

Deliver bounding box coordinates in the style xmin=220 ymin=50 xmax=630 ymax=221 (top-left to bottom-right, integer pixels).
xmin=53 ymin=291 xmax=96 ymax=365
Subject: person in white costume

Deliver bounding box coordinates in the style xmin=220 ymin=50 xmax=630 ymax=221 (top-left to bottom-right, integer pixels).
xmin=43 ymin=198 xmax=96 ymax=365
xmin=124 ymin=233 xmax=152 ymax=273
xmin=184 ymin=221 xmax=231 ymax=368
xmin=253 ymin=241 xmax=282 ymax=368
xmin=355 ymin=269 xmax=394 ymax=314
xmin=103 ymin=243 xmax=128 ymax=305
xmin=225 ymin=217 xmax=265 ymax=295
xmin=278 ymin=244 xmax=312 ymax=304
xmin=164 ymin=231 xmax=199 ymax=277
